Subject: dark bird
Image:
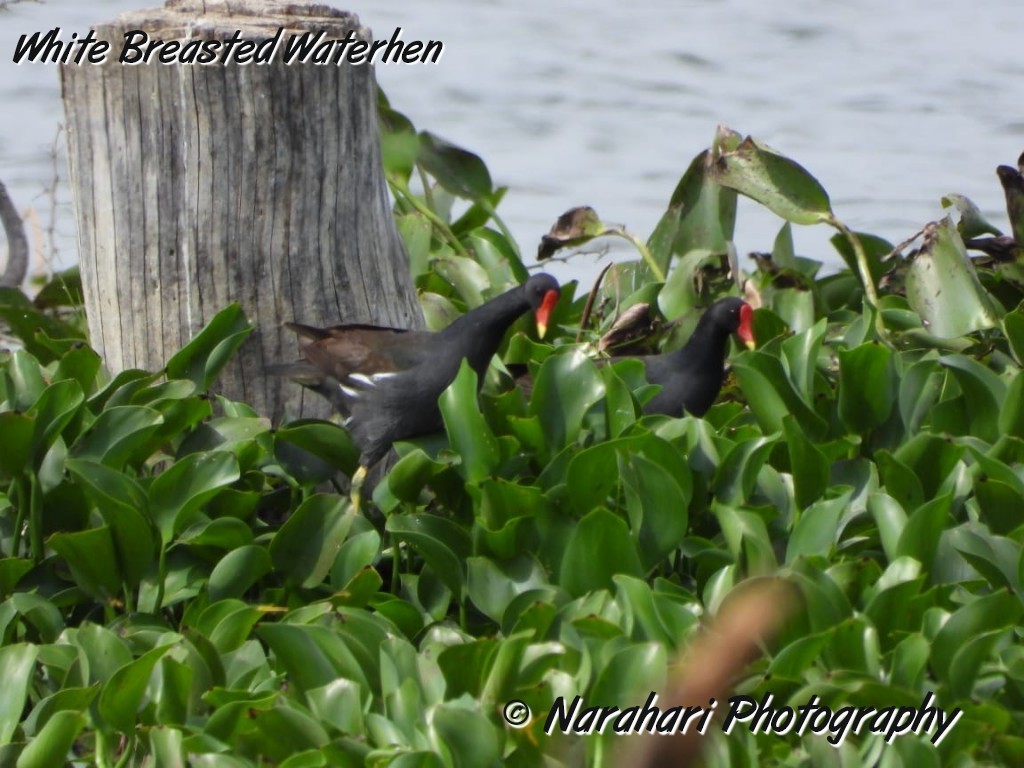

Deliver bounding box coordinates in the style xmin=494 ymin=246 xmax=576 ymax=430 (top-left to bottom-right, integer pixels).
xmin=281 ymin=273 xmax=560 ymax=511
xmin=632 ymin=296 xmax=754 ymax=417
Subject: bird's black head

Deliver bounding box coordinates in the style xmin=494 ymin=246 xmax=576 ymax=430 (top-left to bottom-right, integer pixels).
xmin=707 ymin=297 xmax=755 ymax=348
xmin=524 ymin=273 xmax=560 ymax=339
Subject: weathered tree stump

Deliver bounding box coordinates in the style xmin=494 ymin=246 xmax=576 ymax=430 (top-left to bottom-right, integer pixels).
xmin=60 ymin=0 xmax=422 ymax=421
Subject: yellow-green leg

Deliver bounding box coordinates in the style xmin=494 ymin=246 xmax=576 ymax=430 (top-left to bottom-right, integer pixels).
xmin=351 ymin=464 xmax=368 ymax=515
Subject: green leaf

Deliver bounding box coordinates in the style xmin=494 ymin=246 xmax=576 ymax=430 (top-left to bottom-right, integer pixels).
xmin=931 ymin=590 xmax=1023 ymax=693
xmin=48 ymin=526 xmax=122 ymax=599
xmin=712 ymin=135 xmax=833 ymax=224
xmin=65 ymin=458 xmax=154 ymax=587
xmin=208 ymin=545 xmax=272 ymax=601
xmin=527 ymin=350 xmax=604 ymax=462
xmin=149 ymin=452 xmax=240 ymax=544
xmin=418 ymin=132 xmax=492 ymax=200
xmin=467 ymin=555 xmax=547 ymax=624
xmin=560 ymin=509 xmax=645 ymax=597
xmin=731 ymin=350 xmax=826 ymax=438
xmin=165 ymin=304 xmax=252 ymax=390
xmin=868 ymin=493 xmax=907 ymax=563
xmin=621 ymin=453 xmax=690 ymax=570
xmin=837 ymin=342 xmax=894 ymax=434
xmin=786 ymin=490 xmax=851 ymax=562
xmin=0 ymin=412 xmax=35 ymax=478
xmin=387 ymin=513 xmax=470 ymax=596
xmin=783 ymin=415 xmax=829 ymax=508
xmin=274 ymin=420 xmax=360 ymax=477
xmin=429 ymin=704 xmax=501 ymax=768
xmin=98 ymin=643 xmax=174 ymax=732
xmin=270 ymin=495 xmax=353 ymax=589
xmin=440 ymin=361 xmax=500 ymax=483
xmin=905 ymin=218 xmax=1001 ymax=338
xmin=896 ymin=495 xmax=952 ymax=572
xmin=648 ymin=141 xmax=739 ymax=274
xmin=71 ymin=405 xmax=164 ymax=469
xmin=713 ymin=435 xmax=778 ymax=507
xmin=589 ymin=642 xmax=667 ymax=705
xmin=0 ymin=643 xmax=38 ymax=743
xmin=15 ymin=710 xmax=85 ymax=768
xmin=940 ymin=354 xmax=1006 ymax=443
xmin=658 ymin=249 xmax=724 ymax=320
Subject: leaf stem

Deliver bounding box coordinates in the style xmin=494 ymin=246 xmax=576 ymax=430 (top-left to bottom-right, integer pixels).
xmin=829 ymin=217 xmax=887 ymax=342
xmin=611 ymin=229 xmax=666 ymax=283
xmin=388 ymin=180 xmax=473 ymax=260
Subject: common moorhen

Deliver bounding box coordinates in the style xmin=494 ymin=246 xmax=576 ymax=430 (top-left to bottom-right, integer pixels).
xmin=282 ymin=273 xmax=560 ymax=510
xmin=633 ymin=297 xmax=754 ymax=417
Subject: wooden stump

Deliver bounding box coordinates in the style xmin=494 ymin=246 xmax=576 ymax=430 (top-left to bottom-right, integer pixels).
xmin=60 ymin=0 xmax=423 ymax=421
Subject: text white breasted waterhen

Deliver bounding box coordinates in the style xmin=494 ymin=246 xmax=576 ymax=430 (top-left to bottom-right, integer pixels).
xmin=631 ymin=297 xmax=755 ymax=417
xmin=282 ymin=273 xmax=560 ymax=511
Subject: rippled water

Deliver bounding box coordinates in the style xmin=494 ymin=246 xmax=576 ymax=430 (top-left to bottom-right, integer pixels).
xmin=1 ymin=0 xmax=1021 ymax=284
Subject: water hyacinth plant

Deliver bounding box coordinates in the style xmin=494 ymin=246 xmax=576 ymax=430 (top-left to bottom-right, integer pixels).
xmin=0 ymin=90 xmax=1023 ymax=765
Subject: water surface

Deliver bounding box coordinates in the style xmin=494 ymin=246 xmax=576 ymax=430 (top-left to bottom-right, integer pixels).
xmin=1 ymin=0 xmax=1020 ymax=285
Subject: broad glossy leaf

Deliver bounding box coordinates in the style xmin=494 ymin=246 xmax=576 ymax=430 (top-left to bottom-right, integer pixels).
xmin=429 ymin=703 xmax=501 ymax=768
xmin=274 ymin=420 xmax=360 ymax=477
xmin=837 ymin=342 xmax=894 ymax=434
xmin=258 ymin=623 xmax=369 ymax=694
xmin=65 ymin=458 xmax=154 ymax=587
xmin=658 ymin=249 xmax=725 ymax=320
xmin=931 ymin=590 xmax=1022 ymax=691
xmin=27 ymin=379 xmax=84 ymax=461
xmin=98 ymin=643 xmax=173 ymax=732
xmin=208 ymin=545 xmax=272 ymax=601
xmin=418 ymin=132 xmax=492 ymax=200
xmin=999 ymin=370 xmax=1024 ymax=439
xmin=560 ymin=509 xmax=644 ymax=597
xmin=331 ymin=529 xmax=381 ymax=589
xmin=0 ymin=412 xmax=34 ymax=478
xmin=467 ymin=555 xmax=547 ymax=624
xmin=270 ymin=495 xmax=352 ymax=589
xmin=5 ymin=350 xmax=47 ymax=411
xmin=782 ymin=415 xmax=829 ymax=508
xmin=48 ymin=525 xmax=121 ymax=599
xmin=397 ymin=212 xmax=434 ymax=280
xmin=621 ymin=453 xmax=690 ymax=570
xmin=942 ymin=193 xmax=1003 ymax=238
xmin=527 ymin=350 xmax=604 ymax=461
xmin=70 ymin=405 xmax=164 ymax=469
xmin=149 ymin=452 xmax=240 ymax=544
xmin=74 ymin=623 xmax=133 ymax=685
xmin=387 ymin=513 xmax=470 ymax=596
xmin=440 ymin=361 xmax=499 ymax=483
xmin=712 ymin=136 xmax=832 ymax=225
xmin=896 ymin=494 xmax=952 ymax=572
xmin=868 ymin=493 xmax=907 ymax=563
xmin=147 ymin=727 xmax=186 ymax=768
xmin=14 ymin=710 xmax=85 ymax=768
xmin=589 ymin=642 xmax=667 ymax=705
xmin=0 ymin=643 xmax=38 ymax=743
xmin=165 ymin=303 xmax=252 ymax=390
xmin=383 ymin=446 xmax=452 ymax=505
xmin=905 ymin=218 xmax=1000 ymax=338
xmin=713 ymin=435 xmax=778 ymax=507
xmin=899 ymin=356 xmax=943 ymax=434
xmin=786 ymin=490 xmax=851 ymax=563
xmin=768 ymin=631 xmax=832 ymax=679
xmin=731 ymin=350 xmax=826 ymax=438
xmin=940 ymin=355 xmax=1006 ymax=443
xmin=647 ymin=129 xmax=742 ymax=272
xmin=948 ymin=525 xmax=1020 ymax=590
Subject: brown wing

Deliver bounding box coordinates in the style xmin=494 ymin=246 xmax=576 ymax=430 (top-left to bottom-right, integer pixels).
xmin=285 ymin=323 xmax=436 ymax=379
